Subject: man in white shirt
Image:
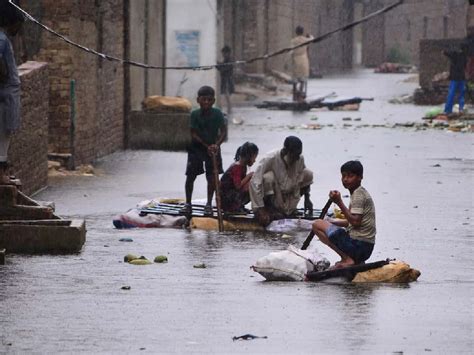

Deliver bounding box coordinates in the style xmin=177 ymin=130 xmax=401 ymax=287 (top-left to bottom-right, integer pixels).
xmin=249 ymin=136 xmax=313 ymax=226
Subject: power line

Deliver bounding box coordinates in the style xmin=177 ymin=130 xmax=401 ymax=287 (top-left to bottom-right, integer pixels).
xmin=8 ymin=0 xmax=404 ymax=71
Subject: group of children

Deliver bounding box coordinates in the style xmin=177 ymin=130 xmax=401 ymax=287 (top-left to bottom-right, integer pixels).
xmin=183 ymin=85 xmax=376 ymax=268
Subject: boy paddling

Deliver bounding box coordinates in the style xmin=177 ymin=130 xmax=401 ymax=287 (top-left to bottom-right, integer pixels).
xmin=182 ymin=86 xmax=226 ymax=216
xmin=312 ymin=161 xmax=376 ymax=268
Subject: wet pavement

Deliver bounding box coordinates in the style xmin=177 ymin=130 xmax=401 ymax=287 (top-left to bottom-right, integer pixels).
xmin=1 ymin=70 xmax=472 ymax=353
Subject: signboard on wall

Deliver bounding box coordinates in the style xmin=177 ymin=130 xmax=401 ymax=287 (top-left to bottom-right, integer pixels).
xmin=173 ymin=30 xmax=200 ymax=67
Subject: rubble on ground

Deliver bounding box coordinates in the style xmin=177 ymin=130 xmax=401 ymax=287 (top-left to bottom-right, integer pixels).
xmin=389 ymin=94 xmax=414 ymax=104
xmin=48 ymin=162 xmax=97 ymax=177
xmin=374 ymin=62 xmax=417 ymax=74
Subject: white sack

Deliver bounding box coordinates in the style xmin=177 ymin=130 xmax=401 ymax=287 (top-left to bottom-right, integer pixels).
xmin=252 ymin=245 xmax=330 ymax=281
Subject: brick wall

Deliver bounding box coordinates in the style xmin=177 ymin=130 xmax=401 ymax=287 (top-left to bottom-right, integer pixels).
xmin=223 ymin=0 xmax=354 ymax=76
xmin=362 ymin=0 xmax=468 ymax=67
xmin=419 ymin=38 xmax=466 ymax=89
xmin=311 ymin=0 xmax=353 ymax=73
xmin=9 ymin=62 xmax=49 ymax=195
xmin=24 ymin=0 xmax=124 ymax=165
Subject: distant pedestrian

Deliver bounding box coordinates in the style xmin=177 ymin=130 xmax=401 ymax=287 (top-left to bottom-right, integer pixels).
xmin=0 ymin=0 xmax=24 ymax=184
xmin=290 ymin=26 xmax=313 ymax=102
xmin=217 ymin=45 xmax=234 ymax=115
xmin=181 ymin=86 xmax=226 ymax=216
xmin=220 ymin=142 xmax=258 ymax=213
xmin=443 ymin=43 xmax=468 ymax=114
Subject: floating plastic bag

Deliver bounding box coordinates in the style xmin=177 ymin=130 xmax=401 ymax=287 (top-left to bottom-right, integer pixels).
xmin=113 ymin=208 xmax=187 ymax=229
xmin=251 ymin=245 xmax=330 ymax=281
xmin=425 ymin=107 xmax=443 ymax=118
xmin=265 ymin=219 xmax=313 ymax=233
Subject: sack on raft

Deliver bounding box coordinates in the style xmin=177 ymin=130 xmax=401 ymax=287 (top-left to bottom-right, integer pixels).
xmin=252 ymin=245 xmax=330 ymax=281
xmin=142 ymin=95 xmax=192 ymax=113
xmin=113 ymin=208 xmax=187 ymax=229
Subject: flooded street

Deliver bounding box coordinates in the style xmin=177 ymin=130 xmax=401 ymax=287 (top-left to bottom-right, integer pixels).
xmin=1 ymin=70 xmax=472 ymax=353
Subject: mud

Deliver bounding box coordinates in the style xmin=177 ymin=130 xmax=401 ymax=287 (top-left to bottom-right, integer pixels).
xmin=0 ymin=70 xmax=472 ymax=353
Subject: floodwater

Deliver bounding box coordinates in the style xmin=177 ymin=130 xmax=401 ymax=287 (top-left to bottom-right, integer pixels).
xmin=1 ymin=70 xmax=472 ymax=353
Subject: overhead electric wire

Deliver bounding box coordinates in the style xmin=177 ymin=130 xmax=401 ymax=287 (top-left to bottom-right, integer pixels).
xmin=8 ymin=0 xmax=404 ymax=71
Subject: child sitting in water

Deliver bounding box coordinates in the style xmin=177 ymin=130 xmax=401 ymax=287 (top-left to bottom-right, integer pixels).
xmin=312 ymin=161 xmax=376 ymax=268
xmin=220 ymin=142 xmax=259 ymax=213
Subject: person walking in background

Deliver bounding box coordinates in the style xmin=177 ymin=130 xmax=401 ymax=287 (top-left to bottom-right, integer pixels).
xmin=0 ymin=1 xmax=24 ymax=184
xmin=443 ymin=43 xmax=468 ymax=114
xmin=290 ymin=25 xmax=313 ymax=102
xmin=217 ymin=45 xmax=234 ymax=116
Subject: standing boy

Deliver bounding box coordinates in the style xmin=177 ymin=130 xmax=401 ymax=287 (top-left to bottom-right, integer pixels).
xmin=182 ymin=86 xmax=226 ymax=216
xmin=0 ymin=1 xmax=24 ymax=184
xmin=312 ymin=161 xmax=376 ymax=268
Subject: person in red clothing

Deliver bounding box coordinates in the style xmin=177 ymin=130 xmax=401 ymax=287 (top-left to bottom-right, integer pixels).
xmin=220 ymin=142 xmax=259 ymax=213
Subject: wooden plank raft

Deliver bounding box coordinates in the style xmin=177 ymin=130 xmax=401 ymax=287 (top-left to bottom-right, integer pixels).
xmin=306 ymin=259 xmax=390 ymax=282
xmin=139 ymin=202 xmax=322 ymax=221
xmin=256 ymin=97 xmax=374 ymax=111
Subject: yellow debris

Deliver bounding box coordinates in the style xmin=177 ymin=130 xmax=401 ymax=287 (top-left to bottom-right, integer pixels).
xmin=352 ymin=260 xmax=420 ymax=283
xmin=142 ymin=96 xmax=192 ymax=113
xmin=129 ymin=257 xmax=152 ymax=265
xmin=190 ymin=217 xmax=264 ymax=232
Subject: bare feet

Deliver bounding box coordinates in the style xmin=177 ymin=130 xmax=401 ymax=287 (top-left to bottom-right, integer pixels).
xmin=329 ymin=258 xmax=355 ymax=270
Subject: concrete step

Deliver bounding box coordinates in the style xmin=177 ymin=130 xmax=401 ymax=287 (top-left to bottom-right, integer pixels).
xmin=0 ymin=219 xmax=86 ymax=253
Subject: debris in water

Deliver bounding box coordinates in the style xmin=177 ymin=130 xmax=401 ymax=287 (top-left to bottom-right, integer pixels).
xmin=431 ymin=164 xmax=441 ymax=167
xmin=232 ymin=116 xmax=244 ymax=125
xmin=124 ymin=254 xmax=139 ymax=262
xmin=232 ymin=334 xmax=268 ymax=341
xmin=129 ymin=256 xmax=152 ymax=265
xmin=119 ymin=238 xmax=133 ymax=242
xmin=193 ymin=263 xmax=207 ymax=269
xmin=154 ymin=255 xmax=168 ymax=263
xmin=121 ymin=286 xmax=131 ymax=290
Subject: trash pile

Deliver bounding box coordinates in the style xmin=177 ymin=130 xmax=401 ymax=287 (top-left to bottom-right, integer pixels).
xmin=374 ymin=62 xmax=417 ymax=74
xmin=420 ymin=108 xmax=473 ymax=132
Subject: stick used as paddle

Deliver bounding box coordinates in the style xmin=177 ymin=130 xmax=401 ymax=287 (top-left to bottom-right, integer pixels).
xmin=211 ymin=152 xmax=224 ymax=232
xmin=301 ymin=199 xmax=332 ymax=250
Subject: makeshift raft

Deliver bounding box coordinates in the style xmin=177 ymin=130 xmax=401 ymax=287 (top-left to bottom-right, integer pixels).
xmin=306 ymin=259 xmax=421 ymax=283
xmin=256 ymin=97 xmax=374 ymax=111
xmin=138 ymin=202 xmax=322 ymax=232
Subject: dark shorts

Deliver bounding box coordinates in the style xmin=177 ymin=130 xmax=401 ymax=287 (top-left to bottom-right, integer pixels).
xmin=326 ymin=226 xmax=374 ymax=264
xmin=185 ymin=145 xmax=223 ymax=177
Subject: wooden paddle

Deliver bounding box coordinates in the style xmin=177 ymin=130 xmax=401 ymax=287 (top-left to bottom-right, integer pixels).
xmin=301 ymin=199 xmax=332 ymax=250
xmin=211 ymin=152 xmax=224 ymax=232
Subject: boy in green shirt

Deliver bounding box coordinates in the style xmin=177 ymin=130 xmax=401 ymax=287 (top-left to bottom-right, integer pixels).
xmin=182 ymin=86 xmax=226 ymax=216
